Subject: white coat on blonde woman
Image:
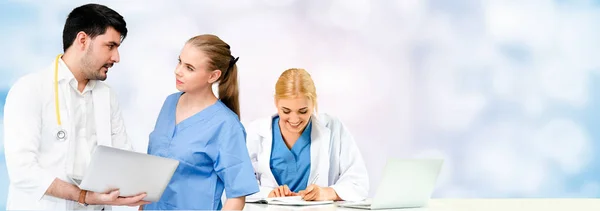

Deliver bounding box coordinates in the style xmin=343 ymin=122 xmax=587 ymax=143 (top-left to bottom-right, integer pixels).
xmin=244 ymin=112 xmax=369 ymax=202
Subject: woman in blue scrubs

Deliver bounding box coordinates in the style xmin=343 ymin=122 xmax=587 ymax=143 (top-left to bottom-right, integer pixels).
xmin=141 ymin=34 xmax=259 ymax=210
xmin=245 ymin=68 xmax=369 ymax=202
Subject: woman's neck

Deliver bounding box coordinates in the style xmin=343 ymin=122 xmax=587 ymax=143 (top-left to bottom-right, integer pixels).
xmin=179 ymin=88 xmax=218 ymax=109
xmin=278 ymin=120 xmax=303 ymax=149
xmin=175 ymin=88 xmax=218 ymax=125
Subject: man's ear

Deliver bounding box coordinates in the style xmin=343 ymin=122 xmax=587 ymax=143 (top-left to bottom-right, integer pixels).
xmin=74 ymin=31 xmax=90 ymax=51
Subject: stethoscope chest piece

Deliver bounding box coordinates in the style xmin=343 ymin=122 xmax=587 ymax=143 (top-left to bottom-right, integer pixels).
xmin=56 ymin=127 xmax=67 ymax=142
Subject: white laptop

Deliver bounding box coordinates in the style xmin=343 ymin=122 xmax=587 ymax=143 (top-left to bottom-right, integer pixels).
xmin=70 ymin=145 xmax=180 ymax=202
xmin=338 ymin=158 xmax=443 ymax=210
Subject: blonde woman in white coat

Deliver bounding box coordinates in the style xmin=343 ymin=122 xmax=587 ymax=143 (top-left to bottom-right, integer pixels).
xmin=245 ymin=68 xmax=369 ymax=202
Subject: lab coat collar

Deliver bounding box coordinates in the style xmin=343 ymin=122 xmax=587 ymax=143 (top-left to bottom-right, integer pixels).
xmin=57 ymin=57 xmax=74 ymax=82
xmin=56 ymin=56 xmax=97 ymax=91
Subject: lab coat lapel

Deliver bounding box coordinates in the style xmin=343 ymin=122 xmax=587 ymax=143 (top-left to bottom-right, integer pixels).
xmin=309 ymin=114 xmax=331 ymax=187
xmin=93 ymin=84 xmax=112 ymax=147
xmin=258 ymin=115 xmax=278 ymax=188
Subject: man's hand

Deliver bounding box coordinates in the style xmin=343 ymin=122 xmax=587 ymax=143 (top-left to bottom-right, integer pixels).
xmin=268 ymin=185 xmax=298 ymax=198
xmin=86 ymin=190 xmax=151 ymax=206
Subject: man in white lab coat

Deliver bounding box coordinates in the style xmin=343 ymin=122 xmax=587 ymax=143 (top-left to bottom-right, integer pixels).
xmin=3 ymin=3 xmax=149 ymax=210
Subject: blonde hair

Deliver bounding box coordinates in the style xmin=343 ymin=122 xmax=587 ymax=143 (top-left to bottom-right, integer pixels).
xmin=186 ymin=34 xmax=240 ymax=117
xmin=275 ymin=68 xmax=318 ymax=111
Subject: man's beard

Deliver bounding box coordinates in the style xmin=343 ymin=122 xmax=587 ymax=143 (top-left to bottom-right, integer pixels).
xmin=81 ymin=50 xmax=108 ymax=81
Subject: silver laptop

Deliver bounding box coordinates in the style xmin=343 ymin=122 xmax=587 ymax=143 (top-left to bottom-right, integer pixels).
xmin=338 ymin=159 xmax=443 ymax=210
xmin=72 ymin=145 xmax=180 ymax=202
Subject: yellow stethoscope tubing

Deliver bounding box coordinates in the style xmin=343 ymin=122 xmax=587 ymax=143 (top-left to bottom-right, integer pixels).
xmin=54 ymin=54 xmax=62 ymax=126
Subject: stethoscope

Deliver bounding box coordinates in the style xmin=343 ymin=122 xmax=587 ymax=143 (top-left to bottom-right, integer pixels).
xmin=53 ymin=54 xmax=68 ymax=142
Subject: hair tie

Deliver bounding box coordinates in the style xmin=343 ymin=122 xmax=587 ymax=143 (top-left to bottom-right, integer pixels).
xmin=228 ymin=56 xmax=239 ymax=71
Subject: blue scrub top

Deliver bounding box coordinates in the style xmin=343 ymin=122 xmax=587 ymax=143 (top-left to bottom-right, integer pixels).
xmin=270 ymin=116 xmax=312 ymax=192
xmin=144 ymin=92 xmax=259 ymax=210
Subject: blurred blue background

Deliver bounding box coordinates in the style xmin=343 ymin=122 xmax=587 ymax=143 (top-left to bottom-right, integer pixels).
xmin=2 ymin=0 xmax=600 ymax=210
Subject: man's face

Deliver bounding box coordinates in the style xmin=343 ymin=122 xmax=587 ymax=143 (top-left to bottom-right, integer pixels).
xmin=81 ymin=27 xmax=122 ymax=81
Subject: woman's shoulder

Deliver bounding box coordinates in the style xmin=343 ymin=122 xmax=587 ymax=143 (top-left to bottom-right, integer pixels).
xmin=246 ymin=115 xmax=275 ymax=127
xmin=211 ymin=101 xmax=246 ymax=130
xmin=244 ymin=115 xmax=278 ymax=134
xmin=315 ymin=113 xmax=345 ymax=128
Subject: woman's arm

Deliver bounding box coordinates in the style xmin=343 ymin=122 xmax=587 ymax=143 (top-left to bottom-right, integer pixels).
xmin=223 ymin=196 xmax=246 ymax=210
xmin=328 ymin=116 xmax=370 ymax=201
xmin=212 ymin=123 xmax=260 ymax=208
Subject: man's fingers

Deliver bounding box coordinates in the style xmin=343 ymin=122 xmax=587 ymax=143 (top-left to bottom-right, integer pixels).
xmin=131 ymin=193 xmax=148 ymax=203
xmin=113 ymin=193 xmax=147 ymax=206
xmin=132 ymin=193 xmax=147 ymax=201
xmin=283 ymin=185 xmax=291 ymax=196
xmin=116 ymin=196 xmax=145 ymax=205
xmin=115 ymin=198 xmax=138 ymax=205
xmin=137 ymin=201 xmax=152 ymax=206
xmin=126 ymin=200 xmax=151 ymax=207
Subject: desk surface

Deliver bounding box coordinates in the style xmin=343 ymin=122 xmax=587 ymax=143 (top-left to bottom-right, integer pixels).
xmin=243 ymin=199 xmax=600 ymax=211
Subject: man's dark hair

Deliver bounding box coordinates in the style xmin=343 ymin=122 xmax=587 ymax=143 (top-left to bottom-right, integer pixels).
xmin=62 ymin=3 xmax=128 ymax=51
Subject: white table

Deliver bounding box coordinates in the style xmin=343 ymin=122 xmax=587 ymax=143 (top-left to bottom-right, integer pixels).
xmin=243 ymin=199 xmax=600 ymax=211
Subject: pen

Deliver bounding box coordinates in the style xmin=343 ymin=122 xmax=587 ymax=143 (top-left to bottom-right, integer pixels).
xmin=309 ymin=174 xmax=319 ymax=185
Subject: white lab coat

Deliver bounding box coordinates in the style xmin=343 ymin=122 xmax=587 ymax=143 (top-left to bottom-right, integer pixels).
xmin=245 ymin=113 xmax=369 ymax=202
xmin=3 ymin=57 xmax=132 ymax=210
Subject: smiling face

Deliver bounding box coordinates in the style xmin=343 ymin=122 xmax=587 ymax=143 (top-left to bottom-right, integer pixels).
xmin=274 ymin=68 xmax=318 ymax=134
xmin=276 ymin=96 xmax=315 ymax=134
